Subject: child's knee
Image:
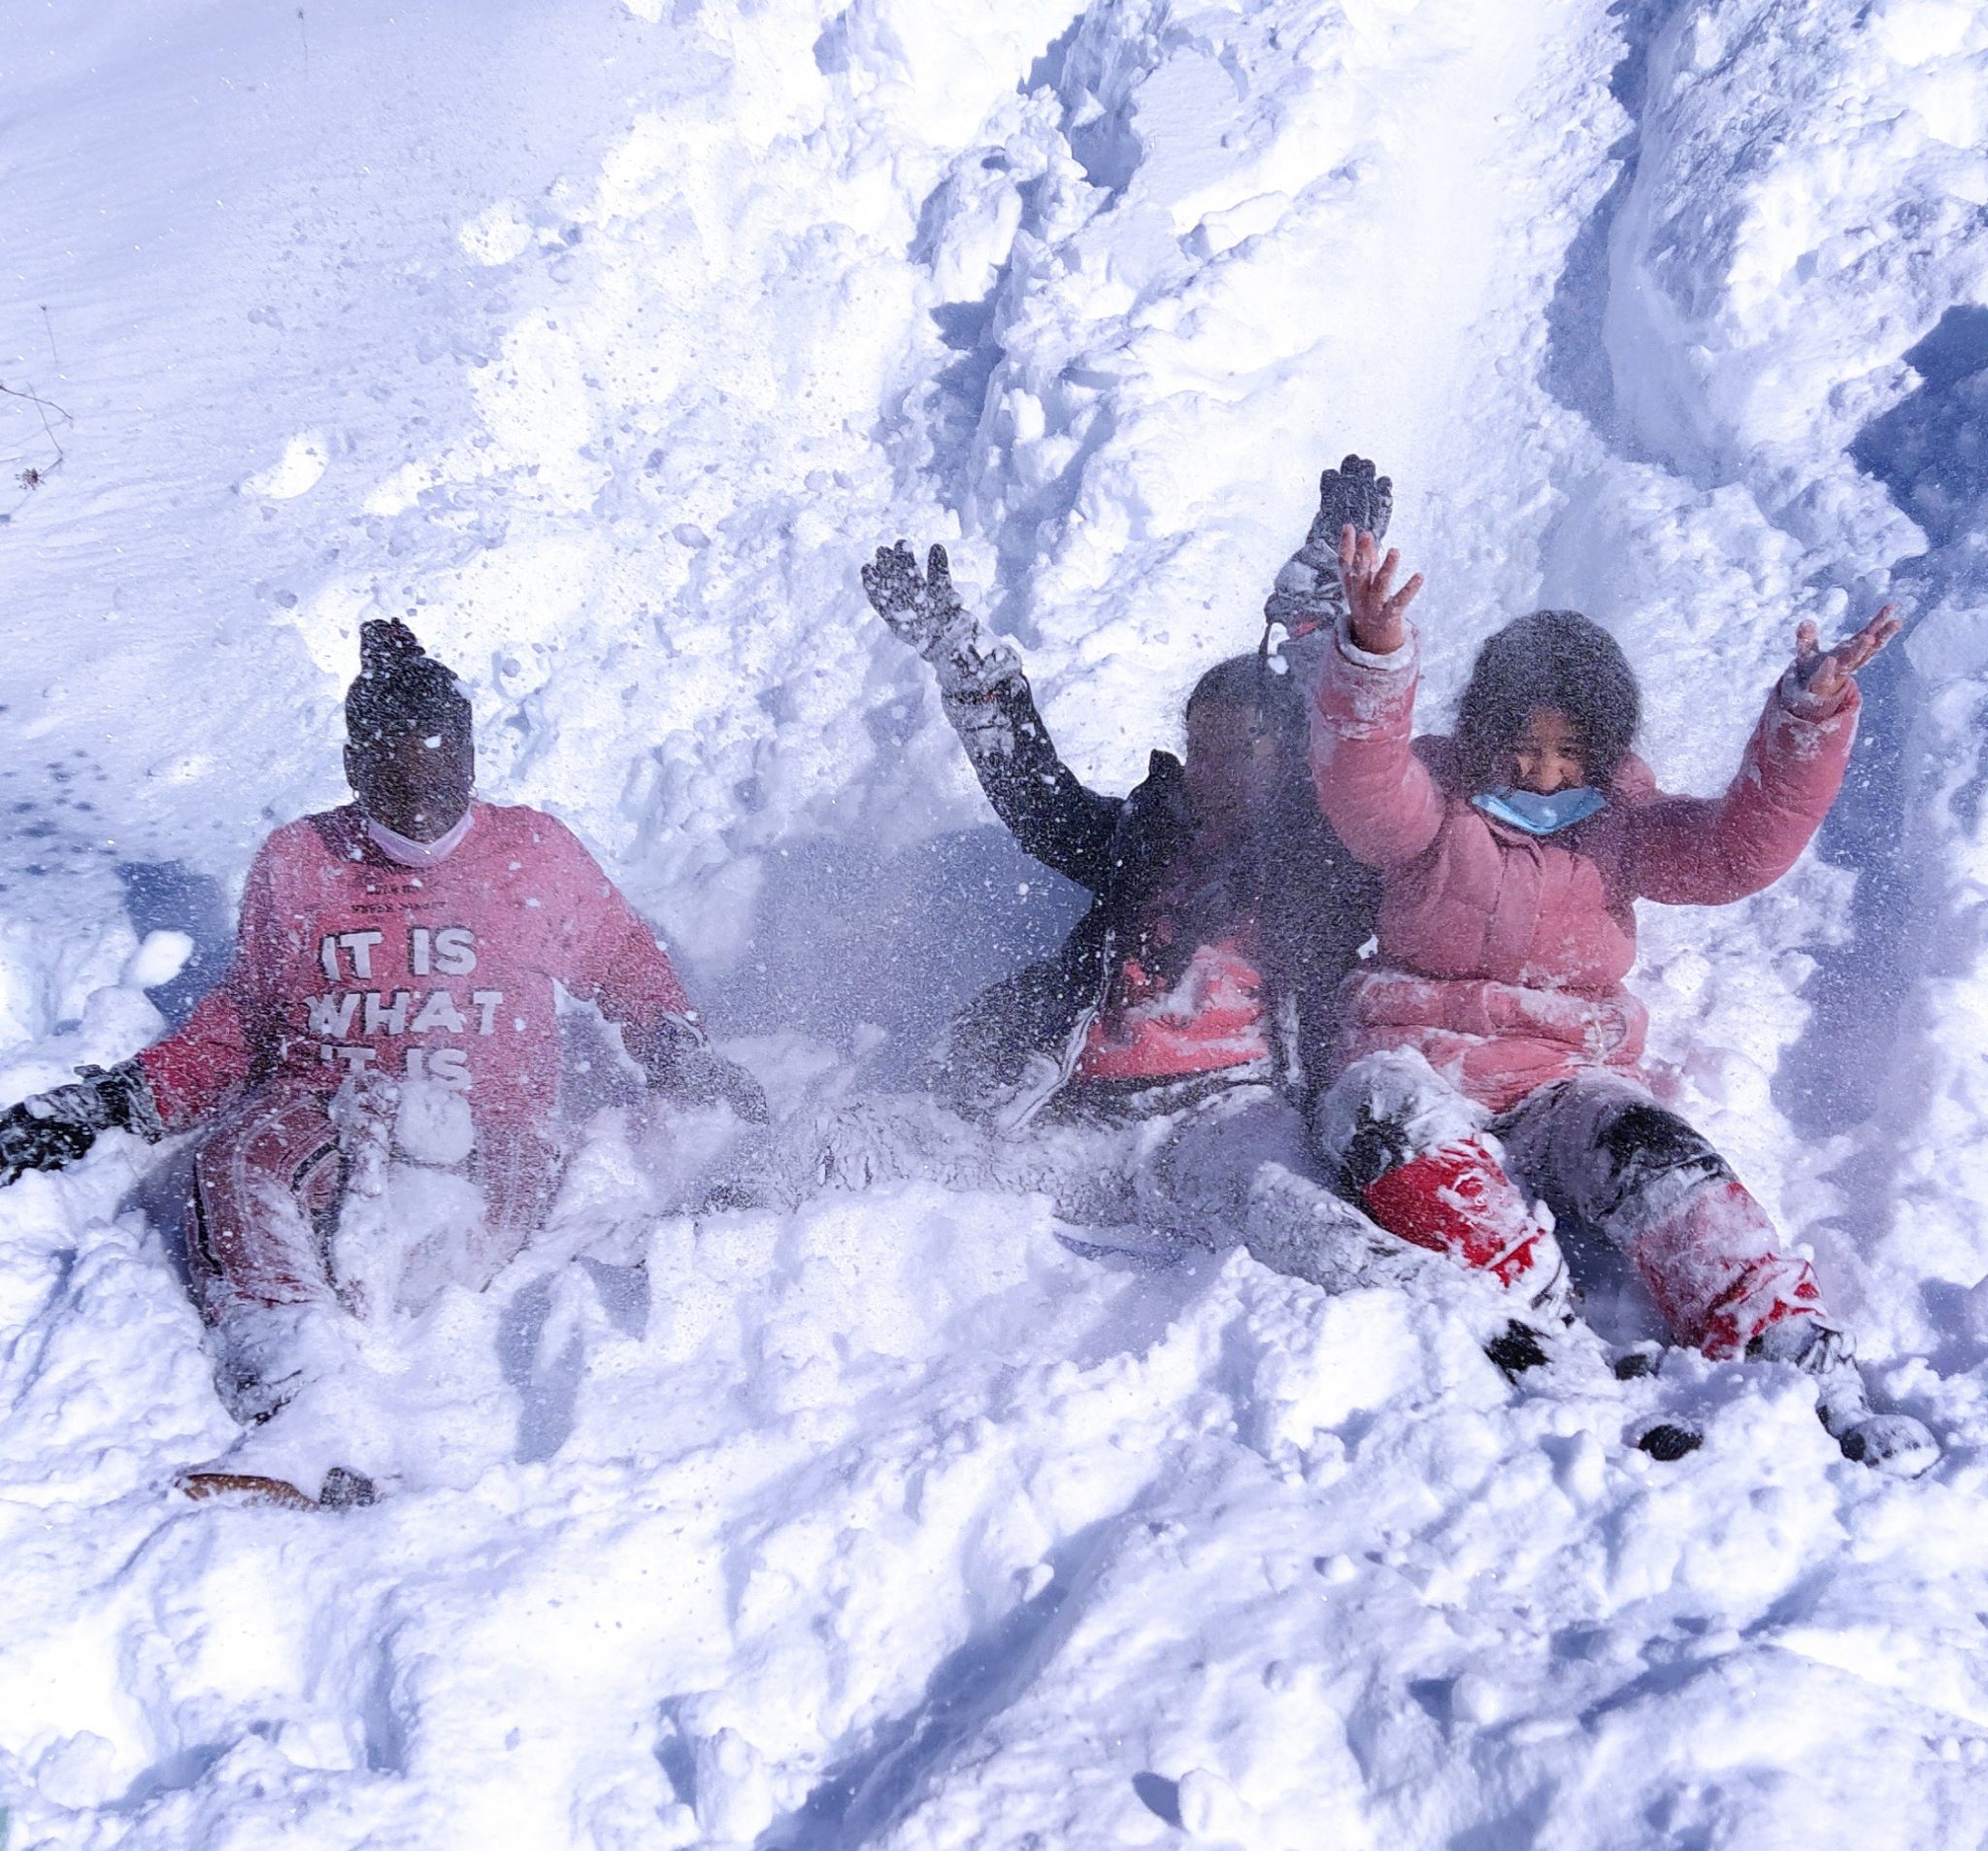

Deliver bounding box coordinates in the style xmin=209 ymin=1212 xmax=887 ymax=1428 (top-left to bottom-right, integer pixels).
xmin=1311 ymin=1049 xmax=1486 ymax=1189
xmin=1583 ymin=1099 xmax=1735 ymax=1230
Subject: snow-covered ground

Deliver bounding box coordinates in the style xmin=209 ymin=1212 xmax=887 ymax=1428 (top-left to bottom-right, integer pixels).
xmin=4 ymin=0 xmax=1988 ymax=1844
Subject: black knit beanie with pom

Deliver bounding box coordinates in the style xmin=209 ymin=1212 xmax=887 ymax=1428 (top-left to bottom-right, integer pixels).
xmin=345 ymin=619 xmax=471 ymax=745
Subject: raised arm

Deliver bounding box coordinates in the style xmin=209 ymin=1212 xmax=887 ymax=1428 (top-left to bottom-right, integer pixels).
xmin=863 ymin=541 xmax=1121 ymax=893
xmin=1265 ymin=455 xmax=1394 ymax=697
xmin=1308 ymin=526 xmax=1445 ymax=869
xmin=1628 ymin=607 xmax=1899 ymax=905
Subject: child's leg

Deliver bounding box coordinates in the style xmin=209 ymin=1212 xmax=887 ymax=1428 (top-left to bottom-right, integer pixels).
xmin=191 ymin=1086 xmax=346 ymax=1323
xmin=1130 ymin=1082 xmax=1452 ymax=1293
xmin=797 ymin=1088 xmax=1147 ymax=1226
xmin=174 ymin=1087 xmax=391 ymax=1505
xmin=468 ymin=1125 xmax=565 ymax=1276
xmin=1311 ymin=1050 xmax=1570 ymax=1320
xmin=1492 ymin=1074 xmax=1820 ymax=1357
xmin=1496 ymin=1074 xmax=1936 ymax=1472
xmin=794 ymin=1092 xmax=994 ymax=1195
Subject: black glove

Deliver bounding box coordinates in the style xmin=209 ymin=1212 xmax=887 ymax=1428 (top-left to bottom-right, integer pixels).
xmin=0 ymin=1059 xmax=164 ymax=1188
xmin=1264 ymin=453 xmax=1394 ymax=644
xmin=656 ymin=1047 xmax=771 ymax=1125
xmin=1309 ymin=453 xmax=1392 ymax=553
xmin=632 ymin=1014 xmax=771 ymax=1125
xmin=862 ymin=540 xmax=1022 ymax=711
xmin=862 ymin=540 xmax=969 ymax=660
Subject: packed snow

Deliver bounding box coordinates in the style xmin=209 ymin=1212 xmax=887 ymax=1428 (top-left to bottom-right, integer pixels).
xmin=5 ymin=0 xmax=1988 ymax=1845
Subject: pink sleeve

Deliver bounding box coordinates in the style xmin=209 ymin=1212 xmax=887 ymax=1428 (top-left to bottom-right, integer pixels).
xmin=551 ymin=827 xmax=696 ymax=1064
xmin=137 ymin=842 xmax=281 ymax=1129
xmin=1309 ymin=619 xmax=1447 ymax=868
xmin=1627 ymin=676 xmax=1859 ymax=905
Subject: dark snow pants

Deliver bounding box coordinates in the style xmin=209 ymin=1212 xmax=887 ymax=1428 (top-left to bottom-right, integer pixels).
xmin=1312 ymin=1050 xmax=1824 ymax=1356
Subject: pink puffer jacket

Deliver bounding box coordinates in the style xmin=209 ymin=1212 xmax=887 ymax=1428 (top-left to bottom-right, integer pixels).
xmin=1309 ymin=620 xmax=1860 ymax=1110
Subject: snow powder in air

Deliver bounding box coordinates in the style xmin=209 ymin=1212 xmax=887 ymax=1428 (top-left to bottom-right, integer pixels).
xmin=3 ymin=0 xmax=1988 ymax=1846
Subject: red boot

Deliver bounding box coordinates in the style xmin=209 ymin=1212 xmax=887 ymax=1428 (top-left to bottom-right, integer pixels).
xmin=1627 ymin=1177 xmax=1822 ymax=1358
xmin=1361 ymin=1139 xmax=1571 ymax=1322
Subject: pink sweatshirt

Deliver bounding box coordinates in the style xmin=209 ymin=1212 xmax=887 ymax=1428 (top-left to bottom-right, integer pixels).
xmin=139 ymin=802 xmax=693 ymax=1133
xmin=1309 ymin=621 xmax=1860 ymax=1110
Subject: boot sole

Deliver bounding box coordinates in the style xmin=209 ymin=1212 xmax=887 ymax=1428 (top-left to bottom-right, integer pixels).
xmin=176 ymin=1471 xmax=319 ymax=1510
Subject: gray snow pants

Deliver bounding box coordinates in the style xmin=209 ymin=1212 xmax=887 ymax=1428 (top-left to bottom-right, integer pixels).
xmin=803 ymin=1077 xmax=1444 ymax=1296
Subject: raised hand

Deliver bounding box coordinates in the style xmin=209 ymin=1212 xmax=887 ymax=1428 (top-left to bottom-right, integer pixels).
xmin=861 ymin=540 xmax=965 ymax=660
xmin=1311 ymin=454 xmax=1391 ymax=550
xmin=1263 ymin=453 xmax=1394 ymax=645
xmin=1787 ymin=605 xmax=1901 ymax=717
xmin=861 ymin=540 xmax=922 ymax=636
xmin=1340 ymin=525 xmax=1423 ymax=656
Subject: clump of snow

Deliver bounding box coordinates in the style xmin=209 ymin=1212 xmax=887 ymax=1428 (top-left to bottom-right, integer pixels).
xmin=241 ymin=432 xmax=329 ymax=501
xmin=456 ymin=200 xmax=534 ymax=268
xmin=121 ymin=931 xmax=193 ymax=995
xmin=390 ymin=1077 xmax=477 ymax=1170
xmin=4 ymin=0 xmax=1988 ymax=1845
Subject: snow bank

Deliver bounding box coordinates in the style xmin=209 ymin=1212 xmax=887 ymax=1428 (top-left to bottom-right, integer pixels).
xmin=1585 ymin=0 xmax=1988 ymax=1366
xmin=8 ymin=1131 xmax=1987 ymax=1850
xmin=4 ymin=0 xmax=1988 ymax=1846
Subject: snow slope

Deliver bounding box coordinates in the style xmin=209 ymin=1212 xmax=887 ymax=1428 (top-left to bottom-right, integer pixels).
xmin=5 ymin=0 xmax=1988 ymax=1845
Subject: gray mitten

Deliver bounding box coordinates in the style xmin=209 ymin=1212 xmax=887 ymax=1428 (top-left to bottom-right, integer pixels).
xmin=1264 ymin=454 xmax=1393 ymax=639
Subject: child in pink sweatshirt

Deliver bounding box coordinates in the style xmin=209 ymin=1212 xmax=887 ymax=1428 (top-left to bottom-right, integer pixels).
xmin=1308 ymin=525 xmax=1933 ymax=1474
xmin=0 ymin=620 xmax=763 ymax=1504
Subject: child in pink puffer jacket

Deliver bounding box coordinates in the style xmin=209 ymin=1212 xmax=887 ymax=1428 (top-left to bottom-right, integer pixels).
xmin=1308 ymin=524 xmax=1933 ymax=1474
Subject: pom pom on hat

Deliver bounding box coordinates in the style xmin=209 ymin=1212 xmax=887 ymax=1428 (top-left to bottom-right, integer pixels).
xmin=346 ymin=618 xmax=471 ymax=744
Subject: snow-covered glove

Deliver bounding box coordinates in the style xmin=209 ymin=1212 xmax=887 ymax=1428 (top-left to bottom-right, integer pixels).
xmin=1264 ymin=454 xmax=1393 ymax=641
xmin=1315 ymin=453 xmax=1392 ymax=550
xmin=635 ymin=1015 xmax=770 ymax=1125
xmin=862 ymin=540 xmax=1022 ymax=705
xmin=0 ymin=1059 xmax=165 ymax=1187
xmin=863 ymin=540 xmax=966 ymax=657
xmin=661 ymin=1046 xmax=771 ymax=1126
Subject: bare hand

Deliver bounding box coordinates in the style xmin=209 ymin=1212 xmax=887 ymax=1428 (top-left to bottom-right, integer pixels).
xmin=1340 ymin=525 xmax=1423 ymax=655
xmin=1788 ymin=605 xmax=1901 ymax=717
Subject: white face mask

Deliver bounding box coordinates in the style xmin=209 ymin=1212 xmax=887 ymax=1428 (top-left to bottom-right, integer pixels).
xmin=366 ymin=809 xmax=475 ymax=867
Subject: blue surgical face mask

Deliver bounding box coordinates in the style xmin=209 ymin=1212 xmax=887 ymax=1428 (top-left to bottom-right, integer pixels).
xmin=1472 ymin=785 xmax=1607 ymax=837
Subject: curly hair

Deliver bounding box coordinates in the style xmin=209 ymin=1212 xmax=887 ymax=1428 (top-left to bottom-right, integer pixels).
xmin=1454 ymin=610 xmax=1640 ymax=791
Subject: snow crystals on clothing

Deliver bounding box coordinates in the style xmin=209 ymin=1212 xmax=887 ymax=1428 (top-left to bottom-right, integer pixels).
xmin=3 ymin=2 xmax=1988 ymax=1850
